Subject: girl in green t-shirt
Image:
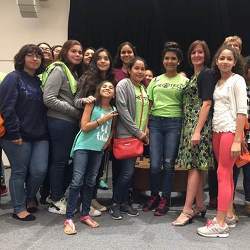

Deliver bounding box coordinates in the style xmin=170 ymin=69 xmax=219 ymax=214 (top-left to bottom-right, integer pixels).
xmin=144 ymin=42 xmax=188 ymax=216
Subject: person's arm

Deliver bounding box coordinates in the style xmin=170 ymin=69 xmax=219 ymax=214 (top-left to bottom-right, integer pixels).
xmin=191 ymin=100 xmax=212 ymax=145
xmin=43 ymin=67 xmax=80 ymax=119
xmin=231 ymin=78 xmax=248 ymax=158
xmin=74 ymin=75 xmax=96 ymax=109
xmin=192 ymin=69 xmax=215 ymax=145
xmin=81 ymin=103 xmax=118 ymax=132
xmin=0 ymin=73 xmax=22 ymax=143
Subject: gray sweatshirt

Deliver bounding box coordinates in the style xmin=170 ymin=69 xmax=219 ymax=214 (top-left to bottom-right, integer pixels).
xmin=115 ymin=78 xmax=143 ymax=139
xmin=43 ymin=66 xmax=81 ymax=123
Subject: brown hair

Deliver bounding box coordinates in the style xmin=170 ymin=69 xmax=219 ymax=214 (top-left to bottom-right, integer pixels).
xmin=187 ymin=40 xmax=210 ymax=67
xmin=212 ymin=45 xmax=244 ymax=80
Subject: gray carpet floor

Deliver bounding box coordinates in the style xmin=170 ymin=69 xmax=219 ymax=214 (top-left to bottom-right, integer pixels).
xmin=1 ymin=168 xmax=250 ymax=250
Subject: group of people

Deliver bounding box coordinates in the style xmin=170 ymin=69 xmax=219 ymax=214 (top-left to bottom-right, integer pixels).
xmin=0 ymin=35 xmax=249 ymax=239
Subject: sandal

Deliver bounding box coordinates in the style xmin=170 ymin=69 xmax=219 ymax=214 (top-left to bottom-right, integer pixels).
xmin=64 ymin=219 xmax=77 ymax=235
xmin=193 ymin=206 xmax=207 ymax=218
xmin=80 ymin=215 xmax=99 ymax=228
xmin=172 ymin=210 xmax=194 ymax=226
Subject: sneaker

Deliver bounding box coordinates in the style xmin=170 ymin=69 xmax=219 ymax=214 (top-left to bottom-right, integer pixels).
xmin=225 ymin=215 xmax=237 ymax=228
xmin=120 ymin=203 xmax=139 ymax=217
xmin=48 ymin=197 xmax=67 ymax=215
xmin=143 ymin=195 xmax=160 ymax=212
xmin=109 ymin=203 xmax=123 ymax=220
xmin=154 ymin=197 xmax=169 ymax=216
xmin=64 ymin=219 xmax=77 ymax=235
xmin=0 ymin=185 xmax=8 ymax=197
xmin=89 ymin=206 xmax=102 ymax=217
xmin=98 ymin=179 xmax=109 ymax=190
xmin=197 ymin=218 xmax=229 ymax=238
xmin=91 ymin=199 xmax=107 ymax=212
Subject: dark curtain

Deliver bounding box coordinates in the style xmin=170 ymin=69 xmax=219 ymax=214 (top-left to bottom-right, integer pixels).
xmin=68 ymin=0 xmax=250 ymax=75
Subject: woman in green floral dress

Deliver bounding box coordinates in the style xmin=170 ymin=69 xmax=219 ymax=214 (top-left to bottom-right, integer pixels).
xmin=172 ymin=40 xmax=216 ymax=226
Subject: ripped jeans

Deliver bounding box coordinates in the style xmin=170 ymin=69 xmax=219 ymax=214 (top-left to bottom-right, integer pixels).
xmin=149 ymin=115 xmax=182 ymax=198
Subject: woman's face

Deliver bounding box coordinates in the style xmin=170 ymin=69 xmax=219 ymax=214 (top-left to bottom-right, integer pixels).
xmin=100 ymin=81 xmax=115 ymax=99
xmin=163 ymin=51 xmax=179 ymax=73
xmin=39 ymin=44 xmax=53 ymax=61
xmin=216 ymin=49 xmax=236 ymax=74
xmin=129 ymin=60 xmax=145 ymax=83
xmin=24 ymin=52 xmax=42 ymax=73
xmin=120 ymin=44 xmax=135 ymax=65
xmin=190 ymin=44 xmax=205 ymax=67
xmin=96 ymin=51 xmax=110 ymax=72
xmin=144 ymin=70 xmax=153 ymax=86
xmin=53 ymin=46 xmax=62 ymax=60
xmin=83 ymin=48 xmax=95 ymax=65
xmin=67 ymin=44 xmax=83 ymax=66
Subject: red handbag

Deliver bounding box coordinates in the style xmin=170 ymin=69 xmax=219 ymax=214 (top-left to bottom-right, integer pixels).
xmin=113 ymin=85 xmax=146 ymax=160
xmin=113 ymin=137 xmax=143 ymax=160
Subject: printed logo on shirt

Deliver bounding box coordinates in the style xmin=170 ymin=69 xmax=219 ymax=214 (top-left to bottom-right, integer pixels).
xmin=96 ymin=115 xmax=111 ymax=142
xmin=158 ymin=82 xmax=185 ymax=90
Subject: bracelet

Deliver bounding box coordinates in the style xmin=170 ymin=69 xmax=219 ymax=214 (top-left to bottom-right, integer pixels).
xmin=96 ymin=120 xmax=100 ymax=126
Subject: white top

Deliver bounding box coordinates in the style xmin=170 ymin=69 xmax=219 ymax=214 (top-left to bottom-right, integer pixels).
xmin=212 ymin=74 xmax=247 ymax=133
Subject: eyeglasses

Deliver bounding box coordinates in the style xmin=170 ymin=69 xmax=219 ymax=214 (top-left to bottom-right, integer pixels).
xmin=26 ymin=53 xmax=42 ymax=59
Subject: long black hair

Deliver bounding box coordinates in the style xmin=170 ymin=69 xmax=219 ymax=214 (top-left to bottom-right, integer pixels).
xmin=77 ymin=48 xmax=114 ymax=98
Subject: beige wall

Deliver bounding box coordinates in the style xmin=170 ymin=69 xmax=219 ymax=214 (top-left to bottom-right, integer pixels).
xmin=0 ymin=0 xmax=69 ymax=73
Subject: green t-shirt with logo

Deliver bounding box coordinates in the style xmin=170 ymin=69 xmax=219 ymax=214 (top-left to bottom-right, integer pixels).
xmin=147 ymin=73 xmax=188 ymax=117
xmin=134 ymin=84 xmax=149 ymax=131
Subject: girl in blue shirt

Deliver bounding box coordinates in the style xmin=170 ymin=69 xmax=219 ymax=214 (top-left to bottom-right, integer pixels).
xmin=64 ymin=81 xmax=117 ymax=235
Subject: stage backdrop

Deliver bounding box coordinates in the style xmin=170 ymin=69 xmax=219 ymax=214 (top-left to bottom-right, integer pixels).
xmin=68 ymin=0 xmax=250 ymax=75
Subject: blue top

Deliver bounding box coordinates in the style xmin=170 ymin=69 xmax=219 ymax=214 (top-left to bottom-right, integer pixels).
xmin=0 ymin=70 xmax=48 ymax=141
xmin=71 ymin=105 xmax=115 ymax=155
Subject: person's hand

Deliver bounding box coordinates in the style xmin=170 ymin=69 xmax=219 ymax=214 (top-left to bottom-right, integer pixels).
xmin=83 ymin=96 xmax=96 ymax=104
xmin=231 ymin=141 xmax=241 ymax=158
xmin=138 ymin=132 xmax=149 ymax=145
xmin=101 ymin=111 xmax=118 ymax=124
xmin=12 ymin=138 xmax=23 ymax=145
xmin=191 ymin=132 xmax=201 ymax=146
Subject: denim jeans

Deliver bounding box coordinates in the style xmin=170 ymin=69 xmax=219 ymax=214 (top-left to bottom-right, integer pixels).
xmin=234 ymin=164 xmax=250 ymax=202
xmin=149 ymin=115 xmax=182 ymax=198
xmin=0 ymin=139 xmax=49 ymax=213
xmin=66 ymin=149 xmax=103 ymax=219
xmin=112 ymin=157 xmax=137 ymax=204
xmin=47 ymin=117 xmax=78 ymax=202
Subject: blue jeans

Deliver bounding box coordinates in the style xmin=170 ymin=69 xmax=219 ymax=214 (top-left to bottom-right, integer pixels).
xmin=66 ymin=149 xmax=103 ymax=219
xmin=0 ymin=139 xmax=49 ymax=213
xmin=0 ymin=148 xmax=5 ymax=185
xmin=149 ymin=116 xmax=182 ymax=198
xmin=47 ymin=117 xmax=78 ymax=202
xmin=112 ymin=157 xmax=137 ymax=204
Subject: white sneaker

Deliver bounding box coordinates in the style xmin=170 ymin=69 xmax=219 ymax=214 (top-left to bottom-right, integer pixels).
xmin=225 ymin=215 xmax=238 ymax=228
xmin=89 ymin=206 xmax=101 ymax=217
xmin=48 ymin=198 xmax=67 ymax=215
xmin=197 ymin=218 xmax=229 ymax=238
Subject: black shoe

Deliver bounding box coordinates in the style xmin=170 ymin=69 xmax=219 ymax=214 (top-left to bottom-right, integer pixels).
xmin=12 ymin=213 xmax=36 ymax=221
xmin=109 ymin=204 xmax=123 ymax=220
xmin=120 ymin=203 xmax=139 ymax=217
